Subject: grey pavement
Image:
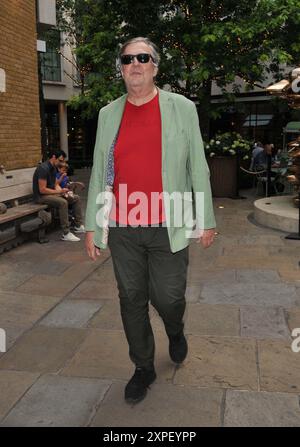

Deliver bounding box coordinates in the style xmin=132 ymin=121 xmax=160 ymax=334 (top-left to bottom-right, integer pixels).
xmin=0 ymin=169 xmax=300 ymax=426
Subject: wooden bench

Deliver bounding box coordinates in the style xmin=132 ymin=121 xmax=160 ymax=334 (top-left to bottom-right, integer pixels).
xmin=0 ymin=167 xmax=52 ymax=253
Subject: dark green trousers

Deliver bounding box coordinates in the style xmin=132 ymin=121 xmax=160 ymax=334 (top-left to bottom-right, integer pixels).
xmin=108 ymin=226 xmax=189 ymax=369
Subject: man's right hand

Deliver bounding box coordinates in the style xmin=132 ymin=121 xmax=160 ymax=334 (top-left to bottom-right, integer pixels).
xmin=85 ymin=231 xmax=101 ymax=261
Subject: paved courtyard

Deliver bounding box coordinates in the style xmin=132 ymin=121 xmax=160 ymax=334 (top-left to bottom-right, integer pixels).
xmin=0 ymin=169 xmax=300 ymax=427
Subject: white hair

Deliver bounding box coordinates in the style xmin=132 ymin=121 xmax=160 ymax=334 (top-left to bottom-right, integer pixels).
xmin=117 ymin=36 xmax=160 ymax=70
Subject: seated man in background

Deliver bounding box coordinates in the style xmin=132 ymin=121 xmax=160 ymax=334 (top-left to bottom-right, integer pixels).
xmin=249 ymin=142 xmax=264 ymax=171
xmin=251 ymin=142 xmax=274 ymax=171
xmin=32 ymin=150 xmax=85 ymax=242
xmin=252 ymin=142 xmax=285 ymax=193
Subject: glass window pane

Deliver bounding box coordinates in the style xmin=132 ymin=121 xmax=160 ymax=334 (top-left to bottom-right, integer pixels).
xmin=40 ymin=30 xmax=61 ymax=82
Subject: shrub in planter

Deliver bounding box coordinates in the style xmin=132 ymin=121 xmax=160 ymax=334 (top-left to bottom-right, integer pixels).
xmin=204 ymin=132 xmax=252 ymax=197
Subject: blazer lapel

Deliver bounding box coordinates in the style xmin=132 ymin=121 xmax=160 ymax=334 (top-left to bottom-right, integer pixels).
xmin=158 ymin=88 xmax=174 ymax=167
xmin=105 ymin=94 xmax=127 ymax=144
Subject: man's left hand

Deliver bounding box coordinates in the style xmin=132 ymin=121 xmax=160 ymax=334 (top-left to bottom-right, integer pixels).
xmin=197 ymin=228 xmax=216 ymax=248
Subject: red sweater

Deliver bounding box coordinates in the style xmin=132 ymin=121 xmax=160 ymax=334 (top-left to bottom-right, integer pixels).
xmin=112 ymin=93 xmax=165 ymax=225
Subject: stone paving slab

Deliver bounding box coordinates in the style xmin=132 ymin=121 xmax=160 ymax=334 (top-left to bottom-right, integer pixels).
xmin=218 ymin=214 xmax=253 ymax=224
xmin=188 ymin=243 xmax=218 ymax=255
xmin=184 ymin=286 xmax=202 ymax=303
xmin=0 ymin=259 xmax=71 ymax=276
xmin=61 ymin=329 xmax=134 ymax=381
xmin=0 ymin=370 xmax=40 ymax=422
xmin=187 ymin=269 xmax=236 ymax=286
xmin=200 ymin=283 xmax=300 ymax=307
xmin=75 ymin=248 xmax=111 ymax=263
xmin=93 ymin=257 xmax=113 ymax=268
xmin=67 ymin=280 xmax=119 ymax=300
xmin=0 ymin=326 xmax=87 ymax=374
xmin=15 ymin=262 xmax=99 ymax=297
xmin=91 ymin=383 xmax=223 ymax=427
xmin=258 ymin=339 xmax=300 ymax=393
xmin=278 ymin=268 xmax=300 ymax=283
xmin=215 ymin=255 xmax=297 ymax=270
xmin=88 ymin=266 xmax=118 ymax=284
xmin=62 ymin=329 xmax=176 ymax=384
xmin=150 ymin=304 xmax=240 ymax=338
xmin=53 ymin=242 xmax=110 ymax=264
xmin=58 ymin=260 xmax=101 ymax=280
xmin=0 ymin=242 xmax=60 ymax=262
xmin=189 ymin=241 xmax=223 ymax=257
xmin=217 ymin=226 xmax=264 ymax=237
xmin=285 ymin=308 xmax=300 ymax=332
xmin=174 ymin=335 xmax=258 ymax=391
xmin=184 ymin=304 xmax=240 ymax=337
xmin=268 ymin=246 xmax=300 ymax=257
xmin=39 ymin=300 xmax=103 ymax=328
xmin=1 ymin=326 xmax=31 ymax=351
xmin=0 ymin=374 xmax=111 ymax=427
xmin=14 ymin=276 xmax=78 ymax=298
xmin=232 ymin=235 xmax=286 ymax=246
xmin=186 ymin=243 xmax=218 ymax=258
xmin=0 ymin=291 xmax=62 ymax=327
xmin=55 ymin=252 xmax=90 ymax=264
xmin=210 ymin=235 xmax=235 ymax=248
xmin=240 ymin=306 xmax=290 ymax=339
xmin=214 ymin=197 xmax=253 ymax=208
xmin=236 ymin=269 xmax=282 ymax=283
xmin=224 ymin=390 xmax=300 ymax=427
xmin=87 ymin=300 xmax=123 ymax=330
xmin=0 ymin=268 xmax=34 ymax=291
xmin=222 ymin=247 xmax=270 ymax=257
xmin=185 ymin=259 xmax=216 ymax=272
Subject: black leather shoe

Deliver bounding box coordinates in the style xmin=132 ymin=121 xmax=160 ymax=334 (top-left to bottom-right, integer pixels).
xmin=169 ymin=332 xmax=188 ymax=363
xmin=125 ymin=367 xmax=156 ymax=404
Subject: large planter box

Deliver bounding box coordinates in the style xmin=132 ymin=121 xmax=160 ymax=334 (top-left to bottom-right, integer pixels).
xmin=207 ymin=156 xmax=238 ymax=198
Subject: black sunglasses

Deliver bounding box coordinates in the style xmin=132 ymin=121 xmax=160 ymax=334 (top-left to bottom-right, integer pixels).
xmin=120 ymin=53 xmax=154 ymax=65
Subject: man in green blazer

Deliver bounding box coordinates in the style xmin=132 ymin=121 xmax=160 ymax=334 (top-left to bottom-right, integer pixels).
xmin=85 ymin=37 xmax=216 ymax=404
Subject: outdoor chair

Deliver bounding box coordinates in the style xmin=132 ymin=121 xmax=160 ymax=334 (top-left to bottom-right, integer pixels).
xmin=239 ymin=166 xmax=285 ymax=196
xmin=240 ymin=167 xmax=267 ymax=196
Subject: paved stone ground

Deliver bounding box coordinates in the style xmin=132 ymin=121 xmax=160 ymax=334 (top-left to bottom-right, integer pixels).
xmin=0 ymin=169 xmax=300 ymax=427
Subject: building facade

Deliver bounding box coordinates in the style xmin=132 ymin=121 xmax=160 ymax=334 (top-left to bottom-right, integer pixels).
xmin=210 ymin=73 xmax=300 ymax=149
xmin=0 ymin=0 xmax=42 ymax=170
xmin=39 ymin=28 xmax=81 ymax=160
xmin=38 ymin=24 xmax=95 ymax=167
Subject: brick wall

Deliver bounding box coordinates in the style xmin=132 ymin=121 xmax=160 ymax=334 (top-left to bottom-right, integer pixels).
xmin=0 ymin=0 xmax=41 ymax=170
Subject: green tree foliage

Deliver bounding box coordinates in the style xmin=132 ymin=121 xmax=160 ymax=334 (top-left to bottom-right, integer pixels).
xmin=56 ymin=0 xmax=300 ymax=126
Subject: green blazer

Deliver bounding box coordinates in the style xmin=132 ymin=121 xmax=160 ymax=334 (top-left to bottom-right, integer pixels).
xmin=85 ymin=88 xmax=216 ymax=253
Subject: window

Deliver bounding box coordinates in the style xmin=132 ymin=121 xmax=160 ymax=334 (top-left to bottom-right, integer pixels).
xmin=40 ymin=30 xmax=61 ymax=82
xmin=243 ymin=114 xmax=273 ymax=127
xmin=45 ymin=104 xmax=60 ymax=151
